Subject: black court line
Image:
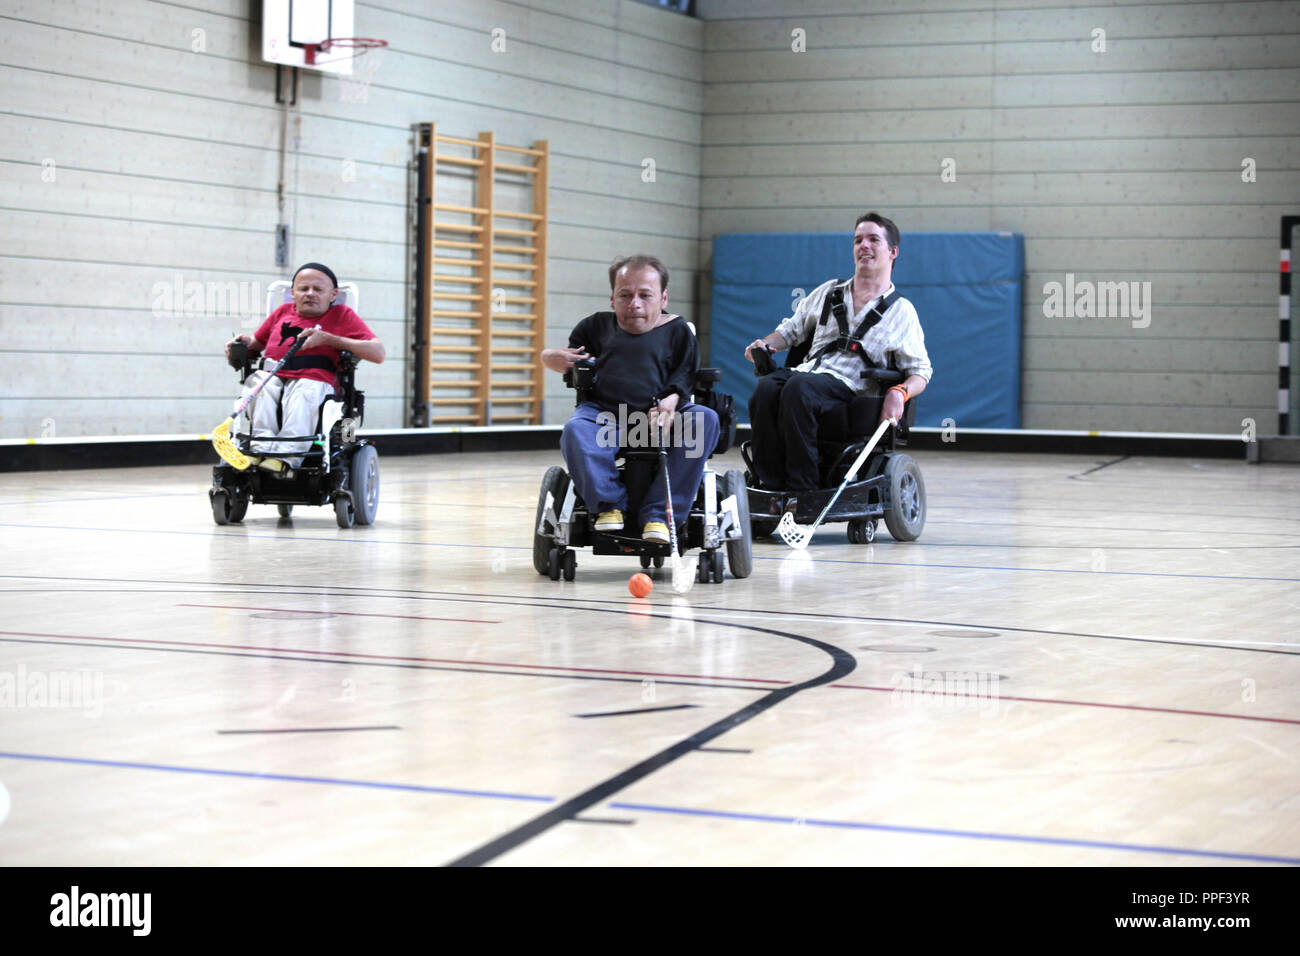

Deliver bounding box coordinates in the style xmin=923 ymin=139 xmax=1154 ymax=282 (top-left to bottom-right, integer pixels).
xmin=575 ymin=704 xmax=699 ymax=719
xmin=1069 ymin=455 xmax=1131 ymax=479
xmin=697 ymin=747 xmax=752 ymax=754
xmin=216 ymin=725 xmax=400 ymax=735
xmin=4 ymin=574 xmax=1297 ymax=657
xmin=445 ymin=624 xmax=857 ymax=867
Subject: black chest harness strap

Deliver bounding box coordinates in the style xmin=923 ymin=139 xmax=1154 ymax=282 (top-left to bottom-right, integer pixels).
xmin=808 ymin=281 xmax=901 ymax=378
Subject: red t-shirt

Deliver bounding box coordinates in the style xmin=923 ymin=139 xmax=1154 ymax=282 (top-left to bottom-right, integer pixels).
xmin=254 ymin=302 xmax=376 ymax=388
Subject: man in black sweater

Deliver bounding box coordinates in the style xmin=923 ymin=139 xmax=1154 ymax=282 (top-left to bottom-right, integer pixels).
xmin=542 ymin=255 xmax=719 ymax=543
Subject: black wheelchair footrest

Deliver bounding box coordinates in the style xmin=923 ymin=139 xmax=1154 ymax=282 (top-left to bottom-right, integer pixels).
xmin=788 ymin=475 xmax=886 ymax=523
xmin=590 ymin=532 xmax=673 ymax=558
xmin=747 ymin=485 xmax=786 ymax=519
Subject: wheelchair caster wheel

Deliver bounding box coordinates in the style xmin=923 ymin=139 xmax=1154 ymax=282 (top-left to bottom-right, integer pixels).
xmin=653 ymin=555 xmax=664 ymax=569
xmin=639 ymin=553 xmax=652 ymax=570
xmin=547 ymin=547 xmax=562 ymax=581
xmin=334 ymin=495 xmax=355 ymax=529
xmin=278 ymin=504 xmax=293 ymax=518
xmin=562 ymin=549 xmax=576 ymax=581
xmin=847 ymin=518 xmax=877 ymax=544
xmin=211 ymin=490 xmax=247 ymax=525
xmin=711 ymin=550 xmax=725 ymax=583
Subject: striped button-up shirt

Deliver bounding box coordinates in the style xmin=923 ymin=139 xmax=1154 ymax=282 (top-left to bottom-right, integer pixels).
xmin=774 ymin=278 xmax=932 ymax=394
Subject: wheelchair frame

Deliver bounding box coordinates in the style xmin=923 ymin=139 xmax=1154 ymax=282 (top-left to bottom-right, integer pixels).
xmin=533 ymin=359 xmax=753 ymax=584
xmin=209 ymin=281 xmax=378 ymax=529
xmin=742 ymin=357 xmax=926 ymax=545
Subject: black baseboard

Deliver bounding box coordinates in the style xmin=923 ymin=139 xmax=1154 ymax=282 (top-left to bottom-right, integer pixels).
xmin=0 ymin=424 xmax=1254 ymax=473
xmin=0 ymin=428 xmax=564 ymax=473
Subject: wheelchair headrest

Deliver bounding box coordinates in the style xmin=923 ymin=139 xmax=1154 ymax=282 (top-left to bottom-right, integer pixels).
xmin=266 ymin=280 xmax=359 ymax=314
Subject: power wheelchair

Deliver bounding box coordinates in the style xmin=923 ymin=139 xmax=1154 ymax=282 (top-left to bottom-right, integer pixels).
xmin=209 ymin=281 xmax=378 ymax=529
xmin=533 ymin=358 xmax=752 ymax=585
xmin=742 ymin=347 xmax=926 ymax=544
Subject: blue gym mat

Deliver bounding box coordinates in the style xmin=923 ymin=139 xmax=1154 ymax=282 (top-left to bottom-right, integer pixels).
xmin=709 ymin=231 xmax=1024 ymax=428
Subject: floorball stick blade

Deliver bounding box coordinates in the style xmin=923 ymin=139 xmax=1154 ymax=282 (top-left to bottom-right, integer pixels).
xmin=211 ymin=417 xmax=254 ymax=470
xmin=776 ymin=512 xmax=813 ymax=550
xmin=671 ymin=554 xmax=699 ymax=594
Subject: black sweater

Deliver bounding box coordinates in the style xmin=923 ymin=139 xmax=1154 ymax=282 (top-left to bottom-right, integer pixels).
xmin=568 ymin=312 xmax=697 ymax=412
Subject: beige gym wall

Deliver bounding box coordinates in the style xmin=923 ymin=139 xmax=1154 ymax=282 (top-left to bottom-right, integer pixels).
xmin=4 ymin=1 xmax=1297 ymax=437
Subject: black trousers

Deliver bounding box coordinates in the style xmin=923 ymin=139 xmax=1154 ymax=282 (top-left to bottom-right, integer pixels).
xmin=748 ymin=368 xmax=855 ymax=493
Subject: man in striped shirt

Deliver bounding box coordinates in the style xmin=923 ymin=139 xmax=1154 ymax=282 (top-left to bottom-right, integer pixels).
xmin=744 ymin=212 xmax=932 ymax=494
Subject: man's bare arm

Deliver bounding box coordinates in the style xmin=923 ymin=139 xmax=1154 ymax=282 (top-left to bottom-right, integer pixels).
xmin=744 ymin=331 xmax=788 ymax=363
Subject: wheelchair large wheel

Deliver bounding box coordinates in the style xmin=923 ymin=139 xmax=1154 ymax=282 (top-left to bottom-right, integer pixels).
xmin=350 ymin=445 xmax=379 ymax=525
xmin=883 ymin=454 xmax=925 ymax=541
xmin=535 ymin=466 xmax=569 ymax=575
xmin=722 ymin=470 xmax=753 ymax=579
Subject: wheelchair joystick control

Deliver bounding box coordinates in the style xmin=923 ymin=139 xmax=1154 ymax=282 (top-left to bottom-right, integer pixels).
xmin=227 ymin=339 xmax=249 ymax=371
xmin=752 ymin=346 xmax=775 ymax=377
xmin=571 ymin=358 xmax=596 ymax=389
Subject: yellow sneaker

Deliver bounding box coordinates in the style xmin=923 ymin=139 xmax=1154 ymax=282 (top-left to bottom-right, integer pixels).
xmin=642 ymin=521 xmax=670 ymax=544
xmin=594 ymin=509 xmax=624 ymax=531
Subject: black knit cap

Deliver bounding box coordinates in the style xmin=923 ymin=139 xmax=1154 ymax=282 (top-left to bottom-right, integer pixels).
xmin=293 ymin=262 xmax=339 ymax=288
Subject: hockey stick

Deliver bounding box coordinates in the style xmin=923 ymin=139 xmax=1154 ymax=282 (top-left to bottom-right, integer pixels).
xmin=657 ymin=420 xmax=698 ymax=594
xmin=210 ymin=325 xmax=319 ymax=470
xmin=777 ymin=417 xmax=894 ymax=550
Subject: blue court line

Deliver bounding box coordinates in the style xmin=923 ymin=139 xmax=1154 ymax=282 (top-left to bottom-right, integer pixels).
xmin=607 ymin=802 xmax=1300 ymax=865
xmin=2 ymin=750 xmax=1294 ymax=864
xmin=2 ymin=521 xmax=1298 ymax=583
xmin=0 ymin=751 xmax=553 ymax=804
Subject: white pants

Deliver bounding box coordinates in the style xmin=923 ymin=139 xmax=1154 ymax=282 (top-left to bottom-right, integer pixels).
xmin=236 ymin=372 xmax=334 ymax=465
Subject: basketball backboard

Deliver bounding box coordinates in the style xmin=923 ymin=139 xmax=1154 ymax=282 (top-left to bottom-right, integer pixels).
xmin=262 ymin=0 xmax=357 ymax=75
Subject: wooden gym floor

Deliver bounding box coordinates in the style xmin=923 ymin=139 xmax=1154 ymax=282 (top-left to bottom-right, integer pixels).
xmin=0 ymin=447 xmax=1297 ymax=866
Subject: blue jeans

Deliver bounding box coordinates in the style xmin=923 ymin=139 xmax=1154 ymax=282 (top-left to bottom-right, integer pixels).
xmin=560 ymin=402 xmax=720 ymax=528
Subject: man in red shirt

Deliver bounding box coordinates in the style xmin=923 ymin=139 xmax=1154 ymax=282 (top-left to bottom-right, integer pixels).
xmin=225 ymin=263 xmax=384 ymax=470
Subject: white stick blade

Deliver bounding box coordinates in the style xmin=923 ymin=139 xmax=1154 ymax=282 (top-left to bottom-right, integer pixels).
xmin=776 ymin=512 xmax=812 ymax=549
xmin=671 ymin=555 xmax=699 ymax=594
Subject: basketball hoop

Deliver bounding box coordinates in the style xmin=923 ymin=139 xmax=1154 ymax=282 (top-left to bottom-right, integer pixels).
xmin=305 ymin=37 xmax=388 ymax=65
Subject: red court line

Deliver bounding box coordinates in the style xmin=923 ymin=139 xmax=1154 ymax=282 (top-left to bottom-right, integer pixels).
xmin=830 ymin=683 xmax=1300 ymax=726
xmin=0 ymin=630 xmax=791 ymax=686
xmin=177 ymin=603 xmax=500 ymax=625
xmin=5 ymin=628 xmax=1294 ymax=727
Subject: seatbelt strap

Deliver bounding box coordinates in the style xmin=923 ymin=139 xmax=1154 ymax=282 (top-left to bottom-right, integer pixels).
xmin=809 ymin=285 xmax=901 ymax=374
xmin=262 ymin=355 xmax=337 ymax=373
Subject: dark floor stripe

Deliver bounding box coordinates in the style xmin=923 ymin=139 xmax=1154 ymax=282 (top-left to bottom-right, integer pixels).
xmin=570 ymin=816 xmax=636 ymax=825
xmin=216 ymin=725 xmax=400 ymax=735
xmin=575 ymin=704 xmax=699 ymax=719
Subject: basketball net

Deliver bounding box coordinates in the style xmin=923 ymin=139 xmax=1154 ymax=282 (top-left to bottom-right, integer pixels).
xmin=304 ymin=39 xmax=389 ymax=103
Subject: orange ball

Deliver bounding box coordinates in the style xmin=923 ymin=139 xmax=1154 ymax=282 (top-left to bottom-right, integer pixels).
xmin=628 ymin=572 xmax=653 ymax=598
